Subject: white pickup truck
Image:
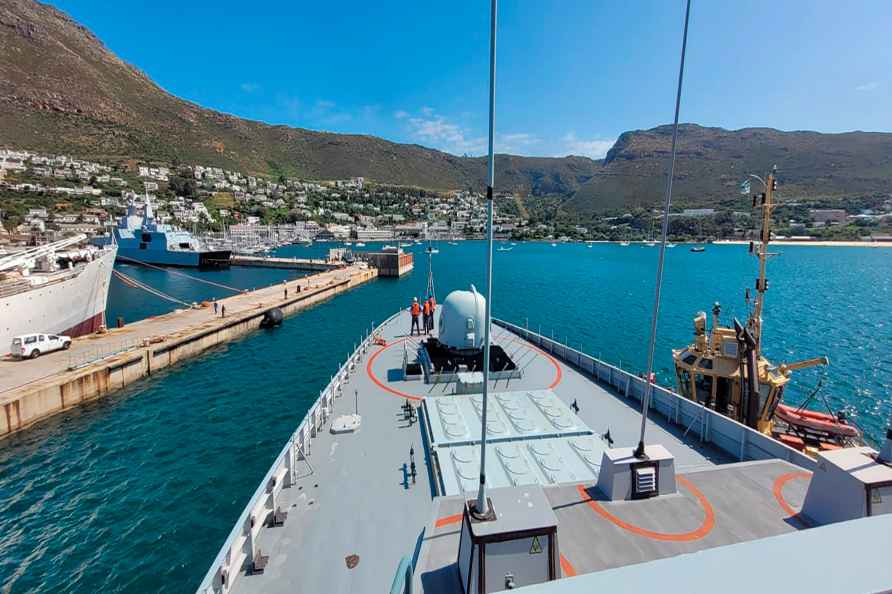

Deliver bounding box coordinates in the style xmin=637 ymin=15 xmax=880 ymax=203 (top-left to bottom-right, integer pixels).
xmin=10 ymin=333 xmax=72 ymax=359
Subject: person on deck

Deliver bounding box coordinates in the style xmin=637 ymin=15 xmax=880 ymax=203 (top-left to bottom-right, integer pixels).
xmin=422 ymin=298 xmax=431 ymax=335
xmin=427 ymin=296 xmax=436 ymax=333
xmin=410 ymin=297 xmax=421 ymax=336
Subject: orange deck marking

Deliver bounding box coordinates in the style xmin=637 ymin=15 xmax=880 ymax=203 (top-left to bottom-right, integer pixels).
xmin=772 ymin=471 xmax=812 ymax=524
xmin=559 ymin=554 xmax=577 ymax=577
xmin=366 ymin=335 xmax=563 ymax=400
xmin=505 ymin=338 xmax=563 ymax=389
xmin=434 ymin=513 xmax=463 ymax=528
xmin=366 ymin=339 xmax=423 ymax=401
xmin=575 ymin=475 xmax=715 ymax=542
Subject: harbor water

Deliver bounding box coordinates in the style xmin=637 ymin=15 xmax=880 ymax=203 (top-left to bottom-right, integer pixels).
xmin=0 ymin=241 xmax=889 ymax=593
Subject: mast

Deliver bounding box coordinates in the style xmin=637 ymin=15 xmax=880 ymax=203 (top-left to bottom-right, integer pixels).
xmin=473 ymin=0 xmax=497 ymax=518
xmin=750 ymin=167 xmax=777 ymax=358
xmin=634 ymin=0 xmax=691 ymax=459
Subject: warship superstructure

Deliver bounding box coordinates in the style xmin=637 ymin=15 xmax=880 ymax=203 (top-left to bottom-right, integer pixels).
xmin=100 ymin=196 xmax=230 ymax=268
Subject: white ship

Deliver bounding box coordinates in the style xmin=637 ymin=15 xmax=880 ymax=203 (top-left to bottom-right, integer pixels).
xmin=0 ymin=235 xmax=117 ymax=355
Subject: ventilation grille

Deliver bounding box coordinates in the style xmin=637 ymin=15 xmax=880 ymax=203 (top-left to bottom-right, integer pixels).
xmin=634 ymin=466 xmax=657 ymax=495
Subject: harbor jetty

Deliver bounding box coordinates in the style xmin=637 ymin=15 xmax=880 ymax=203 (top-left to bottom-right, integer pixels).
xmin=0 ymin=264 xmax=377 ymax=439
xmin=230 ymin=255 xmax=342 ymax=271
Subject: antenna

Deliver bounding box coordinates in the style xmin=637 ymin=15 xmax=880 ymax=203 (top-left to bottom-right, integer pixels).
xmin=634 ymin=0 xmax=692 ymax=459
xmin=472 ymin=0 xmax=498 ymax=519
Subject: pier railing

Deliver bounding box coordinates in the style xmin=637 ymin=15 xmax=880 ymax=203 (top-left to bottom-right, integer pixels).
xmin=196 ymin=309 xmax=403 ymax=594
xmin=492 ymin=318 xmax=817 ymax=471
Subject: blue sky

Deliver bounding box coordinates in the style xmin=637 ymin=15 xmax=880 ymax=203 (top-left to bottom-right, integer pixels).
xmin=46 ymin=0 xmax=892 ymax=159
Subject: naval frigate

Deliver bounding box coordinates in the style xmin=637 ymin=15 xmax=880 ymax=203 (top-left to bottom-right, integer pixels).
xmin=198 ymin=2 xmax=892 ymax=593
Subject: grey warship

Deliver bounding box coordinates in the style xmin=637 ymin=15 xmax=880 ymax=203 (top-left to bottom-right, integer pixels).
xmin=197 ymin=2 xmax=892 ymax=593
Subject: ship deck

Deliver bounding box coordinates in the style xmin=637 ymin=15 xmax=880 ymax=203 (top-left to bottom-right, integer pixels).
xmin=223 ymin=310 xmax=800 ymax=594
xmin=415 ymin=459 xmax=810 ymax=593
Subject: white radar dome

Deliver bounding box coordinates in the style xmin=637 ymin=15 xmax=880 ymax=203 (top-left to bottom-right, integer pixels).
xmin=438 ymin=285 xmax=486 ymax=351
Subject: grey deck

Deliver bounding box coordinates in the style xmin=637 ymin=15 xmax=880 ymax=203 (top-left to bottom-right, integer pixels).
xmin=225 ymin=311 xmax=772 ymax=594
xmin=414 ymin=460 xmax=810 ymax=593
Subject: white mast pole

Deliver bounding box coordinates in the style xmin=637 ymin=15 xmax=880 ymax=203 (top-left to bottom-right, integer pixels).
xmin=474 ymin=0 xmax=498 ymax=517
xmin=634 ymin=0 xmax=692 ymax=459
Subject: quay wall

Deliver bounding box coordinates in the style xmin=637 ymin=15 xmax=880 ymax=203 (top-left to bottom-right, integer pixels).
xmin=0 ymin=267 xmax=377 ymax=439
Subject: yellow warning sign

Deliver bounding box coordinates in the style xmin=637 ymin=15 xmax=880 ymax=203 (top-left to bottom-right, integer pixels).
xmin=529 ymin=536 xmax=542 ymax=554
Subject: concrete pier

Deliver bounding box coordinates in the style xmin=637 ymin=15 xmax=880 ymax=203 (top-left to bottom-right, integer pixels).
xmin=0 ymin=264 xmax=377 ymax=439
xmin=230 ymin=255 xmax=342 ymax=271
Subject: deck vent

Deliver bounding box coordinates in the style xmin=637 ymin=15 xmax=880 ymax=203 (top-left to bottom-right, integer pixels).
xmin=633 ymin=466 xmax=657 ymax=497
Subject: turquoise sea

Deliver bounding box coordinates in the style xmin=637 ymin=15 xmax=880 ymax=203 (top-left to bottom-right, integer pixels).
xmin=0 ymin=241 xmax=889 ymax=593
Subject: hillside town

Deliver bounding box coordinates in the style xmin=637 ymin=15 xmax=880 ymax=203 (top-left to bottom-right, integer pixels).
xmin=1 ymin=147 xmax=891 ymax=247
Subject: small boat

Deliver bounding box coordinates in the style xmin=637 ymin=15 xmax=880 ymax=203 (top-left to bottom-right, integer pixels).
xmin=448 ymin=241 xmax=458 ymax=246
xmin=355 ymin=242 xmax=366 ymax=247
xmin=497 ymin=246 xmax=512 ymax=252
xmin=510 ymin=242 xmax=517 ymax=246
xmin=427 ymin=247 xmax=440 ymax=254
xmin=774 ymin=404 xmax=861 ymax=440
xmin=344 ymin=241 xmax=352 ymax=246
xmin=667 ymin=243 xmax=677 ymax=248
xmin=645 ymin=241 xmax=657 ymax=247
xmin=399 ymin=242 xmax=412 ymax=248
xmin=550 ymin=243 xmax=557 ymax=247
xmin=690 ymin=246 xmax=705 ymax=252
xmin=620 ymin=241 xmax=630 ymax=246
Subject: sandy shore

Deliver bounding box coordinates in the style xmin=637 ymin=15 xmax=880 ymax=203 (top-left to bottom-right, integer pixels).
xmin=713 ymin=240 xmax=892 ymax=248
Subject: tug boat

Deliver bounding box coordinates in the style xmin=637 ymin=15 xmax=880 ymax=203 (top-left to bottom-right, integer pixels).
xmin=672 ymin=168 xmax=862 ymax=456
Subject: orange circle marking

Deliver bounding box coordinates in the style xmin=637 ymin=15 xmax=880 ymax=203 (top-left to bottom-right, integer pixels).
xmin=575 ymin=475 xmax=715 ymax=542
xmin=773 ymin=471 xmax=811 ymax=518
xmin=366 ymin=339 xmax=423 ymax=401
xmin=513 ymin=339 xmax=563 ymax=389
xmin=365 ymin=335 xmax=563 ymax=399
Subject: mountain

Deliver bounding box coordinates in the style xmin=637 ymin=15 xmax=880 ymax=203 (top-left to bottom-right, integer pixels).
xmin=565 ymin=124 xmax=892 ymax=213
xmin=0 ymin=0 xmax=598 ymax=195
xmin=3 ymin=1 xmax=891 ymax=212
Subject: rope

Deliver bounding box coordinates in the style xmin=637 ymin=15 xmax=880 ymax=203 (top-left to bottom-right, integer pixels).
xmin=116 ymin=255 xmax=243 ymax=293
xmin=112 ymin=269 xmax=193 ymax=307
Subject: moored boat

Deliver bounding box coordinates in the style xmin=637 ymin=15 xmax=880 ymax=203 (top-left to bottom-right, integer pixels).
xmin=672 ymin=168 xmax=862 ymax=456
xmin=0 ymin=236 xmax=116 ymax=354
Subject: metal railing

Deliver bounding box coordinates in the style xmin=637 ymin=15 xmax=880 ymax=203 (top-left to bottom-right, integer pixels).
xmin=493 ymin=318 xmax=817 ymax=471
xmin=196 ymin=309 xmax=403 ymax=594
xmin=66 ymin=338 xmax=144 ymax=370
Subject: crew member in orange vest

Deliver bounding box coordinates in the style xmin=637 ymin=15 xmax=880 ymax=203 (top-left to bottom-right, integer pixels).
xmin=410 ymin=297 xmax=421 ymax=336
xmin=427 ymin=296 xmax=436 ymax=333
xmin=422 ymin=298 xmax=432 ymax=335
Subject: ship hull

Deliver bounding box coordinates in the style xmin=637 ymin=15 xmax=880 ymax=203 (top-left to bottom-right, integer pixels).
xmin=115 ymin=247 xmax=231 ymax=268
xmin=1 ymin=246 xmax=117 ymax=354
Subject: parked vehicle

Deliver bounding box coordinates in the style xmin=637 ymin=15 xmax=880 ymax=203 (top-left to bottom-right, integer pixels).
xmin=10 ymin=333 xmax=72 ymax=359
